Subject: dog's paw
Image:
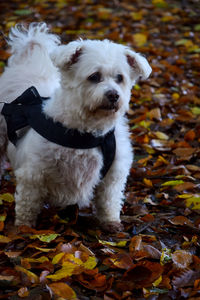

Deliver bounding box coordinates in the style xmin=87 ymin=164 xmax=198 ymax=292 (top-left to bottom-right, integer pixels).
xmin=100 ymin=221 xmax=124 ymax=233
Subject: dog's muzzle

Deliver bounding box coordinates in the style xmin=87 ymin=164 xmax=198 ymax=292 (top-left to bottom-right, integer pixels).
xmin=100 ymin=90 xmax=120 ymax=112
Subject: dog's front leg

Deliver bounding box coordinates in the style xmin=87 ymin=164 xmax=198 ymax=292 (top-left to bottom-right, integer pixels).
xmin=14 ymin=169 xmax=44 ymax=227
xmin=94 ymin=131 xmax=133 ymax=232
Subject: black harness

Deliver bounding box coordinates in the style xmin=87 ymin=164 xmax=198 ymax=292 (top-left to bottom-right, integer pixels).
xmin=1 ymin=87 xmax=116 ymax=178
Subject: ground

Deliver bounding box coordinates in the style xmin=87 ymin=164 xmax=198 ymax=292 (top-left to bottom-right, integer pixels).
xmin=0 ymin=0 xmax=200 ymax=299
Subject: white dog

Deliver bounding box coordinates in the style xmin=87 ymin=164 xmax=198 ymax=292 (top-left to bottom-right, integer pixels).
xmin=0 ymin=23 xmax=151 ymax=230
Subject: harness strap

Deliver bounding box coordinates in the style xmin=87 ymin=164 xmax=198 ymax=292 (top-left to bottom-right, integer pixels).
xmin=1 ymin=87 xmax=116 ymax=178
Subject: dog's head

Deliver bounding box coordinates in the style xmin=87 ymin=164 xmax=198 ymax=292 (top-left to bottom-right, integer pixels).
xmin=51 ymin=40 xmax=152 ymax=132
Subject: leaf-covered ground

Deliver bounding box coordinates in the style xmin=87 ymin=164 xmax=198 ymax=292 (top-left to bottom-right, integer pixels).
xmin=0 ymin=0 xmax=200 ymax=299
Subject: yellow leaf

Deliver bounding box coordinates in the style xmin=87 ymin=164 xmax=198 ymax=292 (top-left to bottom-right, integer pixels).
xmin=46 ymin=262 xmax=77 ymax=280
xmin=30 ymin=233 xmax=59 ymax=243
xmin=0 ymin=193 xmax=14 ymax=203
xmin=48 ymin=282 xmax=76 ymax=299
xmin=143 ymin=178 xmax=153 ymax=187
xmin=172 ymin=93 xmax=180 ymax=100
xmin=98 ymin=239 xmax=127 ymax=247
xmin=157 ymin=155 xmax=169 ymax=165
xmin=153 ymin=275 xmax=162 ymax=287
xmin=191 ymin=107 xmax=200 ymax=115
xmin=130 ymin=11 xmax=143 ymax=21
xmin=133 ymin=33 xmax=147 ymax=47
xmin=162 ymin=180 xmax=184 ymax=186
xmin=139 ymin=120 xmax=151 ymax=129
xmin=6 ymin=21 xmax=16 ymax=29
xmin=144 ymin=145 xmax=156 ymax=154
xmin=160 ymin=248 xmax=172 ymax=265
xmin=154 ymin=131 xmax=169 ymax=140
xmin=62 ymin=253 xmax=83 ymax=265
xmin=0 ymin=215 xmax=6 ymax=221
xmin=23 ymin=256 xmax=49 ymax=264
xmin=15 ymin=266 xmax=39 ymax=283
xmin=152 ymin=0 xmax=168 ymax=8
xmin=83 ymin=256 xmax=97 ymax=270
xmin=177 ymin=194 xmax=194 ymax=199
xmin=175 ymin=39 xmax=194 ymax=48
xmin=161 ymin=15 xmax=174 ymax=22
xmin=52 ymin=252 xmax=65 ymax=264
xmin=185 ymin=197 xmax=200 ymax=210
xmin=0 ymin=235 xmax=11 ymax=243
xmin=134 ymin=84 xmax=141 ymax=90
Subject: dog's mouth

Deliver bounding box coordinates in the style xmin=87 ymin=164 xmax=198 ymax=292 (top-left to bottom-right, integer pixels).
xmin=98 ymin=102 xmax=119 ymax=112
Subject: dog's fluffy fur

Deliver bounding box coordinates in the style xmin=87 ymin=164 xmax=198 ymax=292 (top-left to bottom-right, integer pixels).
xmin=0 ymin=23 xmax=151 ymax=229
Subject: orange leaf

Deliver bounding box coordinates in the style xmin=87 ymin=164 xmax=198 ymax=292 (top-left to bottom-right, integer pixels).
xmin=143 ymin=178 xmax=153 ymax=187
xmin=141 ymin=214 xmax=155 ymax=222
xmin=184 ymin=129 xmax=196 ymax=141
xmin=169 ymin=216 xmax=193 ymax=226
xmin=129 ymin=235 xmax=142 ymax=252
xmin=48 ymin=282 xmax=76 ymax=299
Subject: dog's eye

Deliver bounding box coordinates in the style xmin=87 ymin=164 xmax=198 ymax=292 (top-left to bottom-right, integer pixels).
xmin=88 ymin=72 xmax=102 ymax=83
xmin=116 ymin=74 xmax=123 ymax=83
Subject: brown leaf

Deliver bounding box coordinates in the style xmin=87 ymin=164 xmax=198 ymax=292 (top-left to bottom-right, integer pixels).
xmin=169 ymin=216 xmax=193 ymax=226
xmin=103 ymin=253 xmax=134 ymax=270
xmin=48 ymin=282 xmax=76 ymax=299
xmin=172 ymin=250 xmax=193 ymax=269
xmin=142 ymin=245 xmax=161 ymax=259
xmin=129 ymin=236 xmax=142 ymax=252
xmin=77 ymin=270 xmax=112 ymax=292
xmin=172 ymin=269 xmax=200 ymax=288
xmin=173 ymin=147 xmax=195 ymax=159
xmin=174 ymin=182 xmax=196 ymax=192
xmin=184 ymin=130 xmax=196 ymax=141
xmin=123 ymin=261 xmax=164 ymax=288
xmin=18 ymin=287 xmax=29 ymax=298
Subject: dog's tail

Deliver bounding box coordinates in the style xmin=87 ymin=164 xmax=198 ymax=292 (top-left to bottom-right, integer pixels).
xmin=0 ymin=23 xmax=60 ymax=170
xmin=7 ymin=22 xmax=60 ymax=66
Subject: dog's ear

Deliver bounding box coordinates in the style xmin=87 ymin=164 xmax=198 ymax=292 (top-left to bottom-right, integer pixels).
xmin=50 ymin=43 xmax=82 ymax=70
xmin=125 ymin=49 xmax=152 ymax=83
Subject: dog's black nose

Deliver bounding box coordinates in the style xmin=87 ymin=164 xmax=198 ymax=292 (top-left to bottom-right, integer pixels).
xmin=105 ymin=90 xmax=119 ymax=103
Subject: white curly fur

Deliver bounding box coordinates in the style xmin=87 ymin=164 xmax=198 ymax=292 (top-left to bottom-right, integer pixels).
xmin=0 ymin=23 xmax=151 ymax=227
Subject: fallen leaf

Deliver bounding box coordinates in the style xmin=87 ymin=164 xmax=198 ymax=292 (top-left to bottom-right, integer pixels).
xmin=133 ymin=33 xmax=147 ymax=47
xmin=30 ymin=233 xmax=60 ymax=243
xmin=48 ymin=282 xmax=76 ymax=299
xmin=172 ymin=250 xmax=193 ymax=269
